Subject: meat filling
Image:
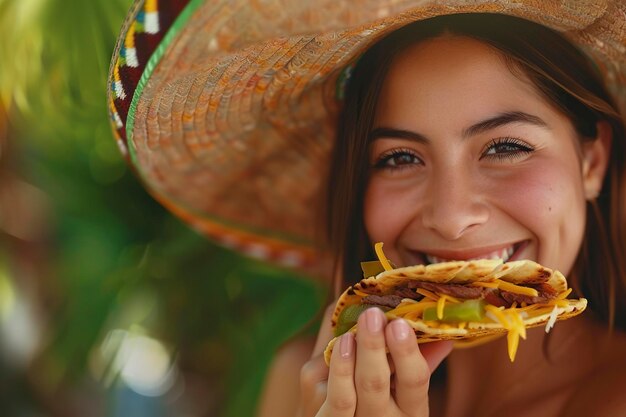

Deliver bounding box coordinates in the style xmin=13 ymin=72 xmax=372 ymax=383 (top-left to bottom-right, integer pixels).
xmin=359 ymin=280 xmax=557 ymax=309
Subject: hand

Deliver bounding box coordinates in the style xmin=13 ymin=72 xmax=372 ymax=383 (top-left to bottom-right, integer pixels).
xmin=299 ymin=305 xmax=453 ymax=417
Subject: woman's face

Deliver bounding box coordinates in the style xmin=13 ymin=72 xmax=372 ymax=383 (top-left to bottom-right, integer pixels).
xmin=364 ymin=36 xmax=597 ymax=275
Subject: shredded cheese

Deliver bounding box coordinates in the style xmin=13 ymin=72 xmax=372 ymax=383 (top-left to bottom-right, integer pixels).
xmin=374 ymin=242 xmax=393 ymax=271
xmin=548 ymin=299 xmax=570 ymax=308
xmin=557 ymin=288 xmax=573 ymax=300
xmin=347 ymin=251 xmax=575 ymax=362
xmin=415 ymin=288 xmax=440 ymax=301
xmin=388 ymin=301 xmax=437 ymax=317
xmin=494 ymin=280 xmax=539 ymax=297
xmin=545 ymin=305 xmax=560 ymax=333
xmin=509 ymin=309 xmax=527 ymax=340
xmin=443 ymin=294 xmax=460 ymax=303
xmin=507 ymin=329 xmax=521 ymax=362
xmin=437 ymin=295 xmax=448 ymax=319
xmin=485 ymin=305 xmax=511 ymax=327
xmin=472 ymin=279 xmax=539 ymax=297
xmin=521 ymin=305 xmax=561 ymax=318
xmin=483 ymin=306 xmax=527 ymax=361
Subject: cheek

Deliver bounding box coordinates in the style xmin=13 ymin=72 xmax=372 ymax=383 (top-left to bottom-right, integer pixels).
xmin=493 ymin=159 xmax=587 ymax=270
xmin=363 ymin=178 xmax=419 ymax=247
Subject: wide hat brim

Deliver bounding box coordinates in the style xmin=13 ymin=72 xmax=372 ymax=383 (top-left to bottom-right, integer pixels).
xmin=108 ymin=0 xmax=626 ymax=275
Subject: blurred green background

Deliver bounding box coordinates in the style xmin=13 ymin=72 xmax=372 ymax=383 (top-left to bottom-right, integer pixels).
xmin=0 ymin=1 xmax=328 ymax=416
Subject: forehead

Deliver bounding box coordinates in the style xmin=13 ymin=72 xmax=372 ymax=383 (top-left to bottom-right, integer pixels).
xmin=375 ymin=35 xmax=552 ymax=127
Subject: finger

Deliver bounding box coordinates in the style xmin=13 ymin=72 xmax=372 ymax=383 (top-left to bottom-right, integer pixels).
xmin=318 ymin=332 xmax=357 ymax=417
xmin=385 ymin=319 xmax=430 ymax=415
xmin=312 ymin=302 xmax=337 ymax=357
xmin=386 ymin=319 xmax=453 ymax=415
xmin=299 ymin=355 xmax=329 ymax=416
xmin=355 ymin=307 xmax=391 ymax=416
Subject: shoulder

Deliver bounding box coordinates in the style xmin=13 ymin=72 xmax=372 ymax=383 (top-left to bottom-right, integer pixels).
xmin=561 ymin=355 xmax=626 ymax=417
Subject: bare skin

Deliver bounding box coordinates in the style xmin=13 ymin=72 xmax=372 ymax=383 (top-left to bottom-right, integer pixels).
xmin=257 ymin=36 xmax=626 ymax=416
xmin=258 ymin=311 xmax=626 ymax=417
xmin=257 ymin=304 xmax=452 ymax=417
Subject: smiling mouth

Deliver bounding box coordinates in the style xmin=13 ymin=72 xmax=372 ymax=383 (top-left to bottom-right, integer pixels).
xmin=420 ymin=241 xmax=528 ymax=265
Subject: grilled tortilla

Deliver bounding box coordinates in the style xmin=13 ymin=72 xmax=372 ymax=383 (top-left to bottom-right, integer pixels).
xmin=324 ymin=244 xmax=587 ymax=364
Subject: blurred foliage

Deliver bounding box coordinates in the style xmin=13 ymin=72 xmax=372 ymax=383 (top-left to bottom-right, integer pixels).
xmin=0 ymin=0 xmax=328 ymax=416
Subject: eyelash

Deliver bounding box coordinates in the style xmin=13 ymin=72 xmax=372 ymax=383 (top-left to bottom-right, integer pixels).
xmin=373 ymin=137 xmax=535 ymax=171
xmin=481 ymin=137 xmax=535 ymax=161
xmin=374 ymin=148 xmax=422 ymax=171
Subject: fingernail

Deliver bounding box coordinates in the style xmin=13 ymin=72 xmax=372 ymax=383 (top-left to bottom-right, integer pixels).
xmin=340 ymin=332 xmax=354 ymax=359
xmin=391 ymin=319 xmax=410 ymax=341
xmin=365 ymin=308 xmax=383 ymax=333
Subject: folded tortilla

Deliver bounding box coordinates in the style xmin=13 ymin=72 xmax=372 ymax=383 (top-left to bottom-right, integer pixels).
xmin=324 ymin=254 xmax=587 ymax=364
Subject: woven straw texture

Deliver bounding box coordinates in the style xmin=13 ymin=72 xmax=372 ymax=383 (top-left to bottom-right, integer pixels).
xmin=108 ymin=0 xmax=626 ymax=272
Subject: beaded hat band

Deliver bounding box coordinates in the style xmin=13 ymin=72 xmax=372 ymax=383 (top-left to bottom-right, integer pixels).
xmin=108 ymin=0 xmax=626 ymax=275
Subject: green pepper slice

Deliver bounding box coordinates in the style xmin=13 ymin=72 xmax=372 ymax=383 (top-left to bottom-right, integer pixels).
xmin=334 ymin=304 xmax=391 ymax=336
xmin=422 ymin=299 xmax=486 ymax=322
xmin=360 ymin=261 xmax=386 ymax=278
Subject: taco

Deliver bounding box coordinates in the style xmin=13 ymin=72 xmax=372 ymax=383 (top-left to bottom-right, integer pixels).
xmin=324 ymin=243 xmax=587 ymax=364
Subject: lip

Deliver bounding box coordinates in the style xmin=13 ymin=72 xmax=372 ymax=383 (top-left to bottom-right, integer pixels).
xmin=410 ymin=240 xmax=530 ymax=264
xmin=507 ymin=240 xmax=529 ymax=262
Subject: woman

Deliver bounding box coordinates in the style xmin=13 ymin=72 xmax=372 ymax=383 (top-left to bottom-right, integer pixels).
xmin=107 ymin=1 xmax=626 ymax=416
xmin=259 ymin=12 xmax=626 ymax=417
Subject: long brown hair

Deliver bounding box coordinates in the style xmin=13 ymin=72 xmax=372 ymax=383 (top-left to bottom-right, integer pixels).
xmin=325 ymin=13 xmax=626 ymax=330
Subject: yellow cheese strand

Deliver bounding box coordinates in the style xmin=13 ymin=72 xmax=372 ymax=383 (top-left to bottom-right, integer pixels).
xmin=484 ymin=306 xmax=527 ymax=361
xmin=437 ymin=295 xmax=447 ymax=319
xmin=473 ymin=279 xmax=541 ymax=297
xmin=404 ymin=311 xmax=423 ymax=321
xmin=362 ymin=258 xmax=562 ymax=361
xmin=557 ymin=288 xmax=573 ymax=300
xmin=495 ymin=280 xmax=539 ymax=297
xmin=442 ymin=293 xmax=460 ymax=303
xmin=548 ymin=299 xmax=571 ymax=308
xmin=374 ymin=242 xmax=393 ymax=271
xmin=485 ymin=305 xmax=511 ymax=327
xmin=516 ymin=304 xmax=542 ymax=312
xmin=524 ymin=306 xmax=560 ymax=318
xmin=507 ymin=329 xmax=520 ymax=362
xmin=415 ymin=288 xmax=439 ymax=301
xmin=388 ymin=301 xmax=437 ymax=316
xmin=509 ymin=309 xmax=527 ymax=340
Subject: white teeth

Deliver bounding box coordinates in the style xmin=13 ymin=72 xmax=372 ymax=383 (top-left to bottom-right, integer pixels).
xmin=424 ymin=245 xmax=516 ymax=265
xmin=425 ymin=254 xmax=445 ymax=264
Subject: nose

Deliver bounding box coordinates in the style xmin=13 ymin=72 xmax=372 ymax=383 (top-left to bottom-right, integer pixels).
xmin=421 ymin=168 xmax=489 ymax=240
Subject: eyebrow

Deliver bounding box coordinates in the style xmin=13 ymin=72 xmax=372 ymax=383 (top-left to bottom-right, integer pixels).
xmin=462 ymin=111 xmax=549 ymax=137
xmin=369 ymin=111 xmax=549 ymax=143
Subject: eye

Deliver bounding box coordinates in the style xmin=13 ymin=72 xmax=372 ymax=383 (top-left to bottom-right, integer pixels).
xmin=374 ymin=148 xmax=423 ymax=170
xmin=481 ymin=137 xmax=534 ymax=161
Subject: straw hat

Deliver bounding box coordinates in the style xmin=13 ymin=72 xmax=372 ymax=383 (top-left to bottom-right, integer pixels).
xmin=107 ymin=0 xmax=626 ymax=274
